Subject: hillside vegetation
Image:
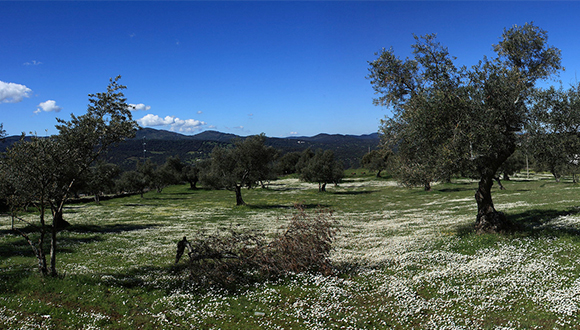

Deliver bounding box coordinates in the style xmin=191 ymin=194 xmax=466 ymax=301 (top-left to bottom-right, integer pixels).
xmin=97 ymin=128 xmax=379 ymax=170
xmin=2 ymin=173 xmax=580 ymax=329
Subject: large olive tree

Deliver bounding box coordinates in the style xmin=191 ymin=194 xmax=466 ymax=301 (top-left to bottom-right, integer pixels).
xmin=368 ymin=23 xmax=562 ymax=233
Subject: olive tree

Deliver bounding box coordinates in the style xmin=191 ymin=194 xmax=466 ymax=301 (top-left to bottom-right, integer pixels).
xmin=368 ymin=23 xmax=562 ymax=233
xmin=296 ymin=148 xmax=344 ymax=192
xmin=201 ymin=133 xmax=276 ymax=205
xmin=1 ymin=76 xmax=138 ymax=276
xmin=361 ymin=149 xmax=390 ymax=178
xmin=528 ymin=84 xmax=580 ymax=182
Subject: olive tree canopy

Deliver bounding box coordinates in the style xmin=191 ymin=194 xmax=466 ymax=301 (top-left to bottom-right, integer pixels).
xmin=368 ymin=23 xmax=562 ymax=233
xmin=201 ymin=133 xmax=276 ymax=205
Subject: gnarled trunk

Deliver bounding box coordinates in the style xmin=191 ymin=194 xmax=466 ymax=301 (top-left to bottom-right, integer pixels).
xmin=474 ymin=173 xmax=511 ymax=233
xmin=189 ymin=180 xmax=198 ymax=190
xmin=53 ymin=209 xmax=70 ymax=229
xmin=235 ymin=185 xmax=245 ymax=206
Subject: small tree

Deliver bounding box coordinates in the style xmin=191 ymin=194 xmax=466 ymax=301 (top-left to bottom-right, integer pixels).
xmin=79 ymin=162 xmax=120 ymax=204
xmin=1 ymin=76 xmax=138 ymax=276
xmin=117 ymin=170 xmax=148 ymax=198
xmin=361 ymin=149 xmax=390 ymax=178
xmin=274 ymin=151 xmax=301 ymax=176
xmin=200 ymin=133 xmax=276 ymax=205
xmin=182 ymin=164 xmax=200 ymax=189
xmin=149 ymin=156 xmax=184 ymax=193
xmin=297 ymin=148 xmax=344 ymax=192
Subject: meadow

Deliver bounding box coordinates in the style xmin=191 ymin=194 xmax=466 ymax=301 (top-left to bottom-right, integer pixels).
xmin=2 ymin=172 xmax=580 ymax=329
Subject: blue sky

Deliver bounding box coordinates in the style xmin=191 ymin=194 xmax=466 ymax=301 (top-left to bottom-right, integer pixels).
xmin=2 ymin=1 xmax=580 ymax=138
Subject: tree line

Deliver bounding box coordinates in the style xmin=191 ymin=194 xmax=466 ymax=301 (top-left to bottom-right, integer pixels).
xmin=90 ymin=134 xmax=345 ymax=206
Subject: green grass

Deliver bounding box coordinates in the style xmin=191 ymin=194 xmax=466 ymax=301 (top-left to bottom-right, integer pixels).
xmin=3 ymin=173 xmax=580 ymax=329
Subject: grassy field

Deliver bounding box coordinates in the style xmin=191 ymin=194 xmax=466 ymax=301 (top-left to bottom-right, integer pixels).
xmin=2 ymin=173 xmax=580 ymax=329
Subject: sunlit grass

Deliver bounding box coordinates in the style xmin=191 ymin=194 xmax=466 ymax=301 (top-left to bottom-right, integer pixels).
xmin=2 ymin=173 xmax=580 ymax=328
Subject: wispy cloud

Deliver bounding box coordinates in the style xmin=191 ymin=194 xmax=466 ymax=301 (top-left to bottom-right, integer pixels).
xmin=197 ymin=111 xmax=203 ymax=114
xmin=23 ymin=60 xmax=42 ymax=66
xmin=34 ymin=100 xmax=62 ymax=114
xmin=228 ymin=125 xmax=250 ymax=133
xmin=129 ymin=103 xmax=151 ymax=111
xmin=137 ymin=114 xmax=206 ymax=133
xmin=289 ymin=131 xmax=298 ymax=136
xmin=0 ymin=80 xmax=32 ymax=103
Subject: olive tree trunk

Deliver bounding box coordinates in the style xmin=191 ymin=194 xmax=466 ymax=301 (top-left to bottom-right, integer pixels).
xmin=235 ymin=185 xmax=245 ymax=206
xmin=474 ymin=171 xmax=512 ymax=233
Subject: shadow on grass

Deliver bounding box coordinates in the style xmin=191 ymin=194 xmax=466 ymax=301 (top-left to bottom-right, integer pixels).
xmin=244 ymin=203 xmax=330 ymax=210
xmin=0 ymin=264 xmax=40 ymax=294
xmin=267 ymin=187 xmax=304 ymax=192
xmin=67 ymin=223 xmax=160 ymax=234
xmin=507 ymin=207 xmax=580 ymax=236
xmin=437 ymin=187 xmax=476 ymax=193
xmin=333 ymin=190 xmax=378 ymax=195
xmin=0 ymin=224 xmax=154 ymax=259
xmin=455 ymin=207 xmax=580 ymax=238
xmin=97 ymin=264 xmax=191 ymax=293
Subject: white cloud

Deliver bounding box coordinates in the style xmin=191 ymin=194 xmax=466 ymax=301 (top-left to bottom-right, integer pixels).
xmin=35 ymin=100 xmax=62 ymax=114
xmin=129 ymin=103 xmax=151 ymax=111
xmin=138 ymin=114 xmax=175 ymax=126
xmin=197 ymin=111 xmax=203 ymax=114
xmin=137 ymin=114 xmax=206 ymax=133
xmin=0 ymin=81 xmax=32 ymax=103
xmin=23 ymin=60 xmax=42 ymax=66
xmin=290 ymin=132 xmax=298 ymax=136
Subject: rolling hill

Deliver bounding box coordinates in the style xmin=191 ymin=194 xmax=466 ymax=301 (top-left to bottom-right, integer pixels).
xmin=2 ymin=128 xmax=381 ymax=170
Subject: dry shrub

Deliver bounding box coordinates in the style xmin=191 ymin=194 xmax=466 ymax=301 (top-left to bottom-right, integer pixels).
xmin=176 ymin=204 xmax=338 ymax=289
xmin=263 ymin=205 xmax=336 ymax=277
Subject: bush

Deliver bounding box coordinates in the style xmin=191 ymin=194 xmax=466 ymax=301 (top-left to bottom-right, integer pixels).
xmin=175 ymin=205 xmax=338 ymax=289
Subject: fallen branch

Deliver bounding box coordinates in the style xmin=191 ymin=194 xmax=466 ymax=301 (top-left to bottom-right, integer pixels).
xmin=175 ymin=205 xmax=338 ymax=289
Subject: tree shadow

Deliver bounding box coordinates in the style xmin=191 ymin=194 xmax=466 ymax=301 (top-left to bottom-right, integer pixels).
xmin=95 ymin=264 xmax=191 ymax=293
xmin=146 ymin=197 xmax=190 ymax=201
xmin=332 ymin=190 xmax=378 ymax=195
xmin=267 ymin=187 xmax=303 ymax=192
xmin=0 ymin=264 xmax=39 ymax=294
xmin=507 ymin=207 xmax=580 ymax=236
xmin=454 ymin=208 xmax=580 ymax=238
xmin=437 ymin=187 xmax=476 ymax=193
xmin=67 ymin=223 xmax=160 ymax=234
xmin=245 ymin=203 xmax=330 ymax=210
xmin=0 ymin=224 xmax=157 ymax=259
xmin=0 ymin=236 xmax=35 ymax=258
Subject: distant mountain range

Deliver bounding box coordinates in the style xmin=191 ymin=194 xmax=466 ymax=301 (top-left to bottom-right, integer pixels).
xmin=1 ymin=128 xmax=381 ymax=170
